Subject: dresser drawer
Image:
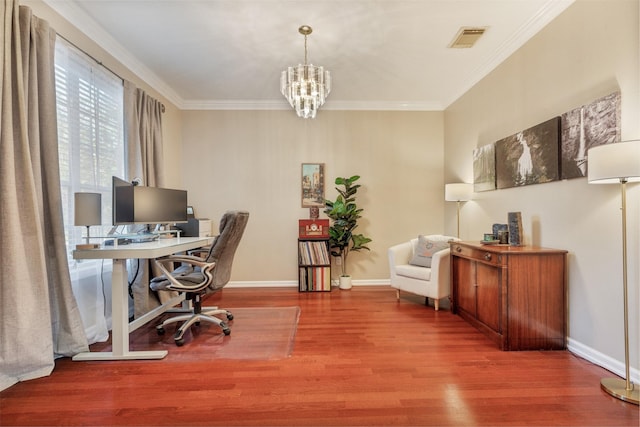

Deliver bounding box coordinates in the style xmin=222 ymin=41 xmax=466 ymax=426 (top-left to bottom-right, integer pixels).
xmin=451 ymin=243 xmax=503 ymax=267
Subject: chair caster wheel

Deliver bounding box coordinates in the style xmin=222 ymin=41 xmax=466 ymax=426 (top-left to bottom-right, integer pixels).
xmin=175 ymin=337 xmax=184 ymax=346
xmin=226 ymin=313 xmax=234 ymax=321
xmin=219 ymin=321 xmax=231 ymax=336
xmin=156 ymin=327 xmax=165 ymax=335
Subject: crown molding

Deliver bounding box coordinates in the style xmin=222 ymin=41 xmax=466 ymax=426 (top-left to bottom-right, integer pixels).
xmin=443 ymin=0 xmax=575 ymax=107
xmin=46 ymin=0 xmax=441 ymax=112
xmin=181 ymin=99 xmax=444 ymax=111
xmin=43 ymin=0 xmax=183 ymax=108
xmin=45 ymin=0 xmax=573 ymax=113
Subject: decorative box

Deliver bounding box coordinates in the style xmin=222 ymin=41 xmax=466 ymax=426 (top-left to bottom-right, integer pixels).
xmin=298 ymin=219 xmax=329 ymax=239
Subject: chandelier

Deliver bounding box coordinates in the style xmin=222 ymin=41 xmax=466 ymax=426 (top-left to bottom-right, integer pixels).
xmin=280 ymin=25 xmax=331 ymax=119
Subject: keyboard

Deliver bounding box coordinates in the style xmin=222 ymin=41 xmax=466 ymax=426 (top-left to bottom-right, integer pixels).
xmin=130 ymin=234 xmax=159 ymax=243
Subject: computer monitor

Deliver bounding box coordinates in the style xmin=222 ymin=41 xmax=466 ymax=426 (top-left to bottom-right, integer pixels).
xmin=112 ymin=176 xmax=132 ymax=225
xmin=112 ymin=176 xmax=188 ymax=225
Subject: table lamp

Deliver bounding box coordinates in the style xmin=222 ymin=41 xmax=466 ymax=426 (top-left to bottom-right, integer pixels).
xmin=445 ymin=183 xmax=473 ymax=238
xmin=74 ymin=192 xmax=102 ymax=250
xmin=587 ymin=139 xmax=640 ymax=405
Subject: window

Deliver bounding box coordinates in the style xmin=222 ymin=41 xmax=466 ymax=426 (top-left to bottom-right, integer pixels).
xmin=55 ymin=37 xmax=125 ymax=268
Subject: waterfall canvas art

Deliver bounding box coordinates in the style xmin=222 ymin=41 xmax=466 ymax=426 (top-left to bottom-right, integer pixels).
xmin=495 ymin=117 xmax=560 ymax=189
xmin=560 ymin=91 xmax=621 ymax=180
xmin=473 ymin=143 xmax=497 ymax=192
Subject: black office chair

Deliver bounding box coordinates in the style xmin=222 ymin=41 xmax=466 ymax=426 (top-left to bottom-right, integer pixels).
xmin=150 ymin=210 xmax=249 ymax=346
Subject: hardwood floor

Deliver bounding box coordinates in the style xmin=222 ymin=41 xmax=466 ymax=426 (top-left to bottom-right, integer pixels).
xmin=1 ymin=286 xmax=638 ymax=426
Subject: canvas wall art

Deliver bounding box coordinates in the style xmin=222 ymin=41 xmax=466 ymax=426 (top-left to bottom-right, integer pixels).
xmin=473 ymin=143 xmax=496 ymax=192
xmin=495 ymin=117 xmax=560 ymax=189
xmin=560 ymin=91 xmax=621 ymax=179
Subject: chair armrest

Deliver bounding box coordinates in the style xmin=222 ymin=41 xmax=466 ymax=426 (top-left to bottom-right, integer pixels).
xmin=429 ymin=248 xmax=452 ymax=292
xmin=156 ymin=254 xmax=211 ymax=268
xmin=388 ymin=241 xmax=413 ymax=268
xmin=154 ymin=255 xmax=216 ymax=292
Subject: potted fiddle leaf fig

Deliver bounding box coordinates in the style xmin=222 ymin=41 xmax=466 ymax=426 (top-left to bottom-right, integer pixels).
xmin=324 ymin=175 xmax=372 ymax=289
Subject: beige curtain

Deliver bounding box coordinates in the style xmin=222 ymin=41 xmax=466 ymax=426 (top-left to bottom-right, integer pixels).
xmin=0 ymin=1 xmax=88 ymax=392
xmin=123 ymin=81 xmax=170 ymax=317
xmin=125 ymin=80 xmax=164 ymax=188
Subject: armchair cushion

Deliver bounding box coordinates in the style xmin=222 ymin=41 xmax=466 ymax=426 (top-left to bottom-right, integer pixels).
xmin=395 ymin=264 xmax=432 ymax=281
xmin=409 ymin=235 xmax=450 ymax=267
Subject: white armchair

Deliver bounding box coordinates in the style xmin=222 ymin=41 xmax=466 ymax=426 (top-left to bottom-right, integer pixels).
xmin=388 ymin=234 xmax=459 ymax=310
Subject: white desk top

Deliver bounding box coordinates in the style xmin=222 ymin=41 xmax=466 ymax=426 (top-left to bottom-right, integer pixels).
xmin=72 ymin=236 xmax=212 ymax=260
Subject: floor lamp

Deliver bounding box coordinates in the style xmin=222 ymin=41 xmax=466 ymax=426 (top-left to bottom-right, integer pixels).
xmin=74 ymin=192 xmax=102 ymax=250
xmin=445 ymin=183 xmax=473 ymax=238
xmin=587 ymin=139 xmax=640 ymax=405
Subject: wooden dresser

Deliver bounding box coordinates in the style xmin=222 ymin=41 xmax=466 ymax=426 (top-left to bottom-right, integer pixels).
xmin=450 ymin=241 xmax=567 ymax=351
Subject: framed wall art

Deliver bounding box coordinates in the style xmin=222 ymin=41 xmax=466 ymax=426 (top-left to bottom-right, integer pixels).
xmin=301 ymin=163 xmax=325 ymax=207
xmin=473 ymin=143 xmax=496 ymax=192
xmin=495 ymin=117 xmax=560 ymax=189
xmin=560 ymin=91 xmax=621 ymax=180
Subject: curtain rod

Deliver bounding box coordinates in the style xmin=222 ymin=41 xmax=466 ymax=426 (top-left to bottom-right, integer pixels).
xmin=56 ymin=33 xmax=166 ymax=113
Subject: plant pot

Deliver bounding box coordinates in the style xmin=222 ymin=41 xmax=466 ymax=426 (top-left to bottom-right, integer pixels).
xmin=339 ymin=275 xmax=352 ymax=290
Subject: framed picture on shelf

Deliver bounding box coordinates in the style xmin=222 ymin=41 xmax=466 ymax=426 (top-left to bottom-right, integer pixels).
xmin=301 ymin=163 xmax=325 ymax=207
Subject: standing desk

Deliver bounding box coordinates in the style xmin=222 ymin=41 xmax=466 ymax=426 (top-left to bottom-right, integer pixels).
xmin=72 ymin=236 xmax=212 ymax=361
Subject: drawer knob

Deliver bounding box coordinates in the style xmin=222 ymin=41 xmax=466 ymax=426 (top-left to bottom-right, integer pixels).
xmin=456 ymin=246 xmax=462 ymax=253
xmin=484 ymin=253 xmax=492 ymax=261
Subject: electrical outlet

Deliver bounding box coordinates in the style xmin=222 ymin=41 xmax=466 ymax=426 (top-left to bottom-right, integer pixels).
xmin=335 ymin=256 xmax=341 ymax=265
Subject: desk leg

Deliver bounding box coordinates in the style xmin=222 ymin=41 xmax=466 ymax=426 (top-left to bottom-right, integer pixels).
xmin=73 ymin=259 xmax=168 ymax=361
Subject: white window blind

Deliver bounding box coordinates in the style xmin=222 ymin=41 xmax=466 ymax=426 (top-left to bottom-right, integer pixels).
xmin=55 ymin=37 xmax=125 ymax=267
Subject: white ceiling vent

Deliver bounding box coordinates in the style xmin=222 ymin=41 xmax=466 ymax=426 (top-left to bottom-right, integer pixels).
xmin=448 ymin=27 xmax=487 ymax=48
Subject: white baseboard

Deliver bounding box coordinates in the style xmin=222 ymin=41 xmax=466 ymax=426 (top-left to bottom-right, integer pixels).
xmin=567 ymin=337 xmax=639 ymax=384
xmin=226 ymin=280 xmax=298 ymax=288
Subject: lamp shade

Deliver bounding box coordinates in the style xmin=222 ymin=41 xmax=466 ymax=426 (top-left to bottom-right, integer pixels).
xmin=588 ymin=140 xmax=640 ymax=184
xmin=74 ymin=192 xmax=102 ymax=226
xmin=445 ymin=183 xmax=473 ymax=202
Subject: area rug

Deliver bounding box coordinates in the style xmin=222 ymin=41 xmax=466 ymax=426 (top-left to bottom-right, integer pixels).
xmin=125 ymin=306 xmax=300 ymax=361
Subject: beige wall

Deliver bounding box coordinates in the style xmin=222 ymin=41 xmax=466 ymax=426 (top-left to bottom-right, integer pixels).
xmin=181 ymin=110 xmax=444 ymax=283
xmin=444 ymin=0 xmax=639 ymax=378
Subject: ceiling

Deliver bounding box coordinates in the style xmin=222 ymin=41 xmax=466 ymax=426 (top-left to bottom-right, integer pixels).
xmin=43 ymin=0 xmax=574 ymax=111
